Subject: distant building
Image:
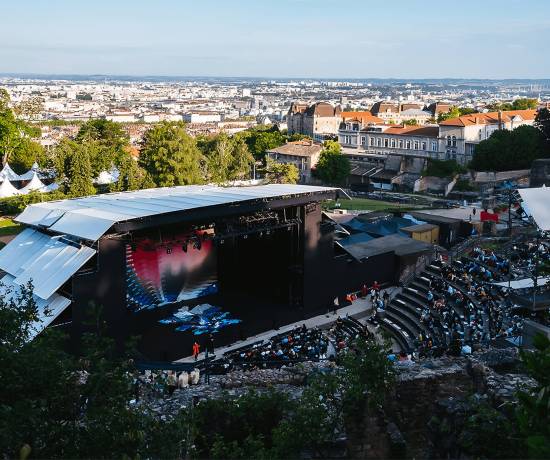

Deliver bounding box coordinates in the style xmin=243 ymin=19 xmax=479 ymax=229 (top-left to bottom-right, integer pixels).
xmin=438 ymin=109 xmax=537 ymax=163
xmin=339 ymin=109 xmax=538 ymax=166
xmin=183 ymin=111 xmax=222 ymax=123
xmin=287 ymin=102 xmax=342 ymax=142
xmin=370 ymin=101 xmax=433 ymax=125
xmin=266 ymin=140 xmax=323 ymax=183
xmin=339 ymin=122 xmax=439 ymax=159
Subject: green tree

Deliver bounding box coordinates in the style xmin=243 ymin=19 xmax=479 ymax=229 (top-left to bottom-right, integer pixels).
xmin=469 ymin=125 xmax=546 ymax=171
xmin=535 ymin=108 xmax=550 ymax=153
xmin=0 ymin=91 xmax=44 ymax=169
xmin=425 ymin=159 xmax=466 ymax=178
xmin=513 ymin=98 xmax=539 ymax=110
xmin=76 ymin=119 xmax=130 ymax=176
xmin=205 ymin=132 xmax=234 ymax=183
xmin=0 ymin=88 xmax=10 ymax=110
xmin=438 ymin=106 xmax=461 ymax=122
xmin=403 ymin=118 xmax=418 ymax=126
xmin=314 ymin=141 xmax=351 ymax=185
xmin=110 ymin=155 xmax=154 ymax=192
xmin=67 ymin=141 xmax=96 ymax=196
xmin=516 ymin=334 xmax=550 ymax=459
xmin=236 ymin=126 xmax=286 ymax=160
xmin=264 ymin=158 xmax=299 ymax=184
xmin=52 ymin=138 xmax=96 ymax=196
xmin=139 ymin=122 xmax=205 ymax=186
xmin=0 ymin=285 xmax=188 ymax=459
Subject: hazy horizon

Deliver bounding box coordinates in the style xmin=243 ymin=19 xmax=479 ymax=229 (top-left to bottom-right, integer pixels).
xmin=1 ymin=0 xmax=549 ymax=79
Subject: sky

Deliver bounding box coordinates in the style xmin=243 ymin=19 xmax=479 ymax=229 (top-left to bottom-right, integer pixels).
xmin=1 ymin=0 xmax=549 ymax=79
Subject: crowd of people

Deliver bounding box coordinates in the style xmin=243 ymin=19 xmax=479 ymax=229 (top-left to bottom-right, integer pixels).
xmin=133 ymin=368 xmax=202 ymax=400
xmin=406 ymin=244 xmax=535 ymax=357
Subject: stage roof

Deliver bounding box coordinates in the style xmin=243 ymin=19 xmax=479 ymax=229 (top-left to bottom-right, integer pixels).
xmin=0 ymin=228 xmax=96 ymax=300
xmin=16 ymin=184 xmax=340 ymax=241
xmin=518 ymin=187 xmax=550 ymax=231
xmin=0 ymin=274 xmax=71 ymax=340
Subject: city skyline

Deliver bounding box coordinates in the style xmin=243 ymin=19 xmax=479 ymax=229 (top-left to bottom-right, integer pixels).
xmin=1 ymin=0 xmax=549 ymax=79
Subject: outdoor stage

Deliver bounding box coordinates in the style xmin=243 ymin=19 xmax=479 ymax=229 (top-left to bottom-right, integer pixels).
xmin=3 ymin=183 xmax=405 ymax=361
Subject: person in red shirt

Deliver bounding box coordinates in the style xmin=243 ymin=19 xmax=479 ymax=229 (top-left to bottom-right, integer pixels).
xmin=361 ymin=284 xmax=368 ymax=297
xmin=192 ymin=341 xmax=200 ymax=361
xmin=372 ymin=280 xmax=381 ymax=291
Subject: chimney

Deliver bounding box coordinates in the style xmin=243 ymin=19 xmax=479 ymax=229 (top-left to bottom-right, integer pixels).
xmin=498 ymin=110 xmax=503 ymax=130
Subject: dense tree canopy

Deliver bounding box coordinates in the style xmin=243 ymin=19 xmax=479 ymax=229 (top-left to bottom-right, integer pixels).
xmin=200 ymin=132 xmax=254 ymax=183
xmin=235 ymin=125 xmax=286 ymax=160
xmin=139 ymin=121 xmax=205 ymax=186
xmin=488 ymin=98 xmax=539 ymax=112
xmin=314 ymin=140 xmax=351 ymax=185
xmin=424 ymin=159 xmax=466 ymax=178
xmin=0 ymin=89 xmax=45 ymax=171
xmin=437 ymin=106 xmax=478 ymax=122
xmin=469 ymin=125 xmax=547 ymax=171
xmin=535 ymin=108 xmax=550 ymax=152
xmin=264 ymin=157 xmax=299 ymax=184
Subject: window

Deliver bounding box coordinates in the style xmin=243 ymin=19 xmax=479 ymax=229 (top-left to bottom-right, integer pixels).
xmin=361 ymin=136 xmax=366 ymax=145
xmin=399 ymin=140 xmax=403 ymax=149
xmin=414 ymin=141 xmax=419 ymax=150
xmin=406 ymin=140 xmax=411 ymax=149
xmin=370 ymin=137 xmax=374 ymax=146
xmin=421 ymin=141 xmax=426 ymax=150
xmin=447 ymin=135 xmax=452 ymax=146
xmin=377 ymin=138 xmax=381 ymax=147
xmin=391 ymin=139 xmax=396 ymax=148
xmin=432 ymin=141 xmax=437 ymax=151
xmin=451 ymin=136 xmax=457 ymax=147
xmin=384 ymin=138 xmax=389 ymax=147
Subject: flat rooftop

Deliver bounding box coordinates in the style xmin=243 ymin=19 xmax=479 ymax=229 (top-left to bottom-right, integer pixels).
xmin=16 ymin=184 xmax=339 ymax=242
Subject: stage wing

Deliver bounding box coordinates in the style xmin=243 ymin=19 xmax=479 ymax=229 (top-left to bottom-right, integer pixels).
xmin=0 ymin=274 xmax=71 ymax=339
xmin=0 ymin=228 xmax=96 ymax=299
xmin=518 ymin=187 xmax=550 ymax=231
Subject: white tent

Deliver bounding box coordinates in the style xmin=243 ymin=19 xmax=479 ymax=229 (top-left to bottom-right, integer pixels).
xmin=0 ymin=163 xmax=21 ymax=182
xmin=19 ymin=162 xmax=45 ymax=181
xmin=94 ymin=166 xmax=120 ymax=185
xmin=43 ymin=182 xmax=60 ymax=192
xmin=518 ymin=186 xmax=550 ymax=231
xmin=0 ymin=179 xmax=20 ymax=198
xmin=18 ymin=172 xmax=46 ymax=194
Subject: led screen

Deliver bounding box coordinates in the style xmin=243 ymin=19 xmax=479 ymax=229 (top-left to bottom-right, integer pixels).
xmin=126 ymin=230 xmax=217 ymax=311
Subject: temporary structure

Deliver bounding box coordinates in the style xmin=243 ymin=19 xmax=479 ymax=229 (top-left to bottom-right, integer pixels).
xmin=19 ymin=162 xmax=45 ymax=181
xmin=0 ymin=178 xmax=20 ymax=198
xmin=0 ymin=163 xmax=21 ymax=182
xmin=94 ymin=167 xmax=120 ymax=185
xmin=43 ymin=182 xmax=60 ymax=192
xmin=18 ymin=171 xmax=46 ymax=194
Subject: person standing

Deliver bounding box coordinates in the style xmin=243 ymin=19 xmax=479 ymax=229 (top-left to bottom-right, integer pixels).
xmin=208 ymin=333 xmax=215 ymax=354
xmin=167 ymin=371 xmax=177 ymax=396
xmin=192 ymin=341 xmax=200 ymax=361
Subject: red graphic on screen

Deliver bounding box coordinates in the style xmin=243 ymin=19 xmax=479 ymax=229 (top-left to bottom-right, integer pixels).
xmin=126 ymin=230 xmax=218 ymax=311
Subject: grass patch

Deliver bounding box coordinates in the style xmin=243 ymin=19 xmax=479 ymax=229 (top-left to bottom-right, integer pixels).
xmin=325 ymin=198 xmax=424 ymax=212
xmin=0 ymin=218 xmax=23 ymax=237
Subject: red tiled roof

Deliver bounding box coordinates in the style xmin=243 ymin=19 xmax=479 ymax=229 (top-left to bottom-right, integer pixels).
xmin=341 ymin=111 xmax=383 ymax=124
xmin=439 ymin=109 xmax=537 ymax=127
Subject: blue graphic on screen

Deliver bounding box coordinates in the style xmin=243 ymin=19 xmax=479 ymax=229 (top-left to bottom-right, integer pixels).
xmin=159 ymin=304 xmax=241 ymax=335
xmin=126 ymin=230 xmax=218 ymax=312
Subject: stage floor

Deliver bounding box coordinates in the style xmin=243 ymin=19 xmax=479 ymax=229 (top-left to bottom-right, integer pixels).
xmin=176 ymin=286 xmax=399 ymax=363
